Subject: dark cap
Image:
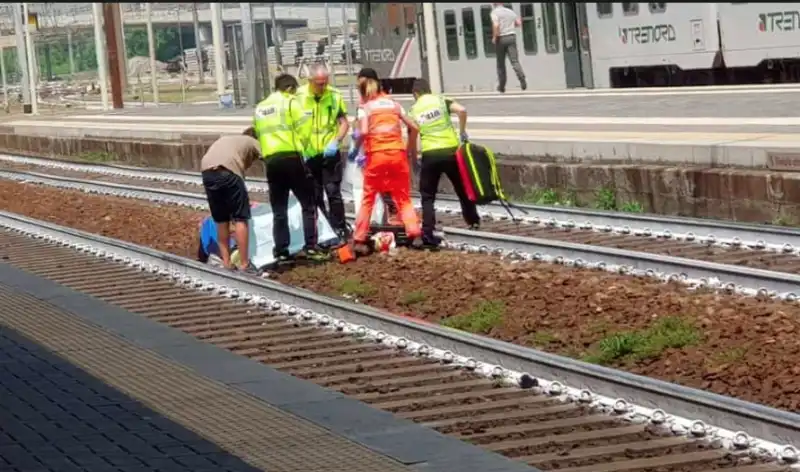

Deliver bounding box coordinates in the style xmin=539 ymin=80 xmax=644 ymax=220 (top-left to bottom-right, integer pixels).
xmin=357 ymin=68 xmax=379 ymax=81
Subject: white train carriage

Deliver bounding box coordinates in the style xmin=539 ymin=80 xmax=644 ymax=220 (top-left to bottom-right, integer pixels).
xmin=585 ymin=3 xmax=720 ymax=88
xmin=717 ymin=3 xmax=800 ymax=82
xmin=434 ymin=3 xmax=595 ymax=92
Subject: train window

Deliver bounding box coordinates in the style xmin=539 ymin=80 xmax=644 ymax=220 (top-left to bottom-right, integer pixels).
xmin=520 ymin=3 xmax=537 ymax=55
xmin=542 ymin=3 xmax=559 ymax=54
xmin=622 ymin=3 xmax=639 ymax=15
xmin=596 ymin=3 xmax=613 ymax=18
xmin=648 ymin=3 xmax=666 ymax=13
xmin=462 ymin=8 xmax=478 ymax=59
xmin=480 ymin=5 xmax=496 ymax=57
xmin=444 ymin=10 xmax=460 ymax=60
xmin=561 ymin=3 xmax=578 ymax=52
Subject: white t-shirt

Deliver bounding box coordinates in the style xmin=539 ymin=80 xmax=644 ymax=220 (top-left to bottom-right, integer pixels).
xmin=491 ymin=6 xmax=518 ymax=37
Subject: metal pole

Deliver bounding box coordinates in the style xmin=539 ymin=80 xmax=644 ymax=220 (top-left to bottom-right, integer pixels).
xmin=103 ymin=3 xmax=124 ymax=109
xmin=239 ymin=2 xmax=257 ymax=106
xmin=422 ymin=3 xmax=442 ymax=94
xmin=340 ymin=4 xmax=354 ymax=107
xmin=229 ymin=25 xmax=241 ymax=106
xmin=0 ymin=47 xmax=7 ymax=106
xmin=269 ymin=3 xmax=282 ymax=70
xmin=22 ymin=3 xmax=37 ymax=115
xmin=67 ymin=30 xmax=75 ymax=76
xmin=145 ymin=3 xmax=159 ymax=105
xmin=260 ymin=22 xmax=270 ymax=95
xmin=12 ymin=3 xmax=31 ymax=113
xmin=192 ymin=3 xmax=204 ymax=84
xmin=323 ymin=3 xmax=336 ymax=87
xmin=91 ymin=2 xmax=110 ymax=111
xmin=113 ymin=4 xmax=128 ymax=91
xmin=210 ymin=2 xmax=226 ymax=103
xmin=177 ymin=8 xmax=186 ymax=103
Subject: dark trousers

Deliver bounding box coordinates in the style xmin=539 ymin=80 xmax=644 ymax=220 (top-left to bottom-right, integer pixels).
xmin=305 ymin=155 xmax=347 ymax=232
xmin=419 ymin=148 xmax=480 ymax=238
xmin=265 ymin=154 xmax=318 ymax=256
xmin=496 ymin=34 xmax=526 ymax=91
xmin=201 ymin=168 xmax=251 ymax=223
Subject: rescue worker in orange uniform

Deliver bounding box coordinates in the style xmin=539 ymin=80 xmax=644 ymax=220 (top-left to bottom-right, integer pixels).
xmin=351 ymin=74 xmax=422 ymax=254
xmin=352 ymin=68 xmax=398 ymax=223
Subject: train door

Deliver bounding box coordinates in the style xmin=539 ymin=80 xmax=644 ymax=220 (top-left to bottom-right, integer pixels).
xmin=559 ymin=2 xmax=584 ymax=88
xmin=575 ymin=2 xmax=594 ymax=88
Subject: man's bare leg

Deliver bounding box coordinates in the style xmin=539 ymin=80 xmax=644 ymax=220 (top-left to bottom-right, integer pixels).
xmin=233 ymin=220 xmax=250 ymax=270
xmin=216 ymin=222 xmax=233 ymax=268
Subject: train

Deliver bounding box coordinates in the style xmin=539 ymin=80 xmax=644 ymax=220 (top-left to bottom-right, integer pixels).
xmin=357 ymin=3 xmax=800 ymax=93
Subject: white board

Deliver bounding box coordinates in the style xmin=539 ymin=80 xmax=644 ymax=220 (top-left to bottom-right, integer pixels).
xmin=247 ymin=197 xmax=339 ymax=269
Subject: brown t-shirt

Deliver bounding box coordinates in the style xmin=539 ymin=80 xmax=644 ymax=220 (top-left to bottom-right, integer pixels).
xmin=200 ymin=135 xmax=261 ymax=179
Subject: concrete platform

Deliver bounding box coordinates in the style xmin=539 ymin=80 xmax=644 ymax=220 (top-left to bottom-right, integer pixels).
xmin=0 ymin=262 xmax=538 ymax=472
xmin=6 ymin=110 xmax=800 ymax=169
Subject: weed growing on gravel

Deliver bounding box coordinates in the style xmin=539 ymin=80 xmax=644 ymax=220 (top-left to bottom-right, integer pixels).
xmin=336 ymin=277 xmax=376 ymax=298
xmin=519 ymin=188 xmax=576 ymax=206
xmin=399 ymin=290 xmax=427 ymax=306
xmin=712 ymin=347 xmax=748 ymax=365
xmin=441 ymin=301 xmax=505 ymax=335
xmin=594 ymin=187 xmax=617 ymax=211
xmin=620 ymin=201 xmax=644 ymax=213
xmin=583 ymin=316 xmax=700 ymax=365
xmin=529 ymin=331 xmax=558 ymax=347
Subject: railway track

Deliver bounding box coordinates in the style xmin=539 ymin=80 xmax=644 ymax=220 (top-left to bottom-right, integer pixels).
xmin=0 ymin=210 xmax=798 ymax=472
xmin=2 ymin=154 xmax=800 ymax=273
xmin=1 ymin=167 xmax=799 ymax=299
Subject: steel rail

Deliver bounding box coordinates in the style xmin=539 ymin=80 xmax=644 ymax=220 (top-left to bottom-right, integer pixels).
xmin=0 ymin=210 xmax=798 ymax=462
xmin=3 ymin=153 xmax=800 ymax=255
xmin=2 ymin=168 xmax=799 ymax=301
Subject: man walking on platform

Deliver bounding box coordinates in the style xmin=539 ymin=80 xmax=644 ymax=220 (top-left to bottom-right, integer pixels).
xmin=491 ymin=3 xmax=527 ymax=93
xmin=296 ymin=64 xmax=351 ymax=238
xmin=253 ymin=73 xmax=327 ymax=263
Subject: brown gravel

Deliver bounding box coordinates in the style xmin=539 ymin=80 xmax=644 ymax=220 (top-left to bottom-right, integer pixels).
xmin=2 ymin=179 xmax=800 ymax=413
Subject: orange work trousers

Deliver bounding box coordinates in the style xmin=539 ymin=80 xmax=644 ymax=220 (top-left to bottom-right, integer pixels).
xmin=353 ymin=149 xmax=421 ymax=243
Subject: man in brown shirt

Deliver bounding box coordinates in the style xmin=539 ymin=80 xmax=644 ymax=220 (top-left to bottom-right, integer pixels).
xmin=200 ymin=127 xmax=261 ymax=272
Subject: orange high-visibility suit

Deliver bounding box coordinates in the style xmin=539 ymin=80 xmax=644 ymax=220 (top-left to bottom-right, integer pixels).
xmin=353 ymin=93 xmax=421 ymax=243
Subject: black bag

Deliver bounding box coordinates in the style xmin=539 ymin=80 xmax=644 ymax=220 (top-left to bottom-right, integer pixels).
xmin=456 ymin=142 xmax=527 ymax=219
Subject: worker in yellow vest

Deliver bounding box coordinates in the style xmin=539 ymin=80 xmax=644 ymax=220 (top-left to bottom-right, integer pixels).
xmin=296 ymin=64 xmax=351 ymax=238
xmin=408 ymin=78 xmax=481 ymax=246
xmin=253 ymin=73 xmax=327 ymax=263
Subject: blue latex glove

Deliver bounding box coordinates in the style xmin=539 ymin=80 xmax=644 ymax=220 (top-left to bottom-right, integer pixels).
xmin=347 ymin=141 xmax=359 ymax=162
xmin=460 ymin=132 xmax=469 ymax=143
xmin=323 ymin=139 xmax=340 ymax=158
xmin=352 ymin=129 xmax=362 ymax=141
xmin=355 ymin=152 xmax=367 ymax=169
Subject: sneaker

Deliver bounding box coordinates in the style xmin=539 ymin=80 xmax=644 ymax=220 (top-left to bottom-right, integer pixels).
xmin=409 ymin=237 xmax=424 ymax=249
xmin=300 ymin=246 xmax=331 ymax=262
xmin=422 ymin=233 xmax=442 ymax=247
xmin=520 ymin=78 xmax=528 ymax=91
xmin=335 ymin=227 xmax=351 ymax=240
xmin=238 ymin=262 xmax=259 ymax=275
xmin=273 ymin=251 xmax=293 ymax=264
xmin=468 ymin=223 xmax=481 ymax=231
xmin=497 ymin=85 xmax=505 ymax=94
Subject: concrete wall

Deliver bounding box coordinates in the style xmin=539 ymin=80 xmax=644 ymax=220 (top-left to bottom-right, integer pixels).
xmin=0 ymin=131 xmax=797 ymax=225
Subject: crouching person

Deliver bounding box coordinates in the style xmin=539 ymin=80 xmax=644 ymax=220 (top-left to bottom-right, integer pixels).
xmin=200 ymin=127 xmax=261 ymax=272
